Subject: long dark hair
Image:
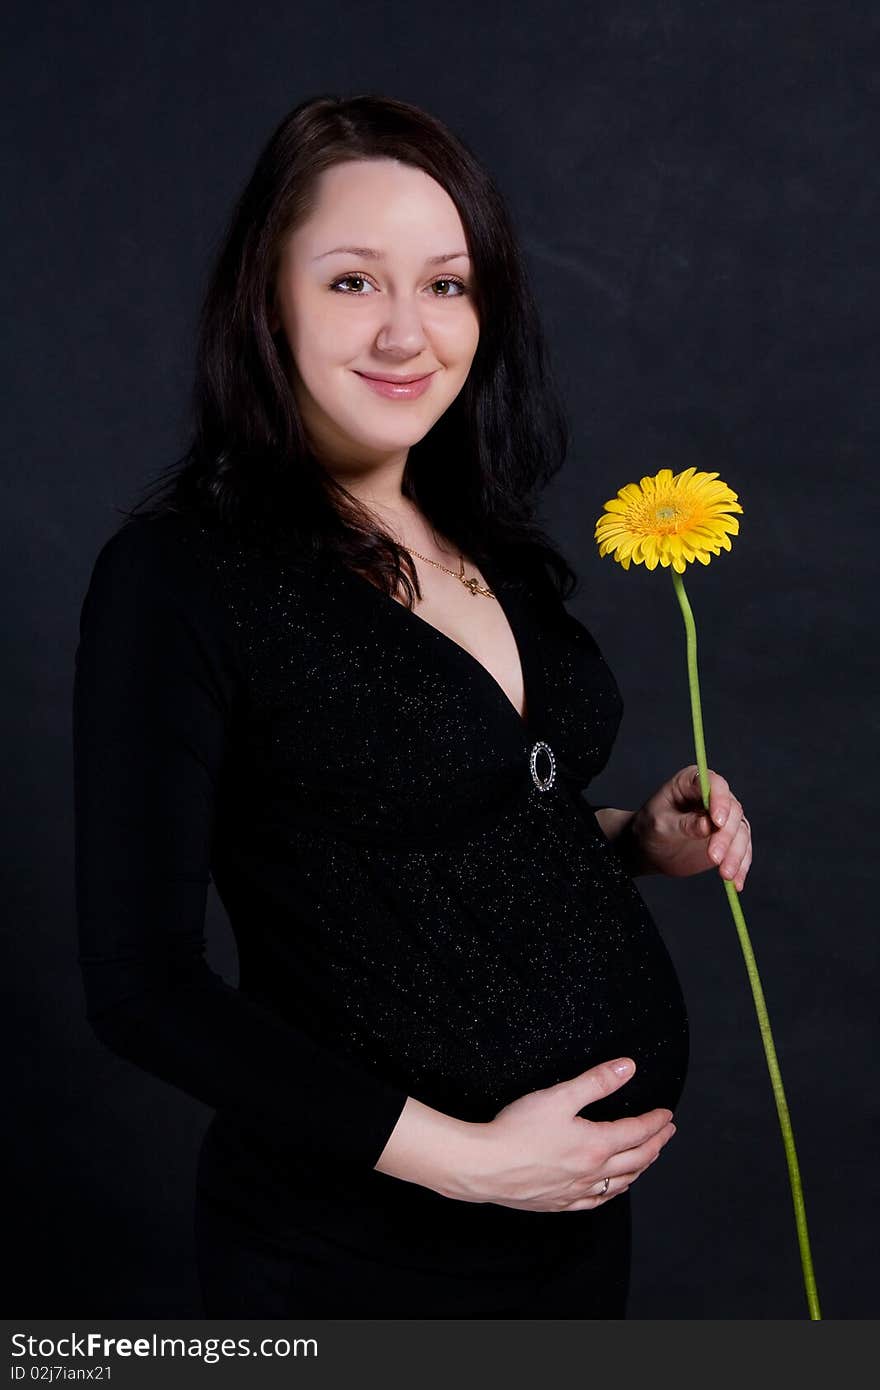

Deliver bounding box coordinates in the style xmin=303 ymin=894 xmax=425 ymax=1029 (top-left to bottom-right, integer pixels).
xmin=122 ymin=92 xmax=578 ymax=607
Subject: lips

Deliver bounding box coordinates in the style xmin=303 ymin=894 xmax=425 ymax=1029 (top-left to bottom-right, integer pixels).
xmin=355 ymin=371 xmax=434 ymax=384
xmin=354 ymin=371 xmax=436 ymax=400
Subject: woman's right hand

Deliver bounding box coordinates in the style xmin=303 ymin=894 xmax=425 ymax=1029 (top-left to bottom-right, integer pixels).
xmin=446 ymin=1057 xmax=676 ymax=1211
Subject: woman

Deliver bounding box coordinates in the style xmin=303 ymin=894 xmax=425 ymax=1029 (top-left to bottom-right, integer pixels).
xmin=73 ymin=93 xmax=752 ymax=1319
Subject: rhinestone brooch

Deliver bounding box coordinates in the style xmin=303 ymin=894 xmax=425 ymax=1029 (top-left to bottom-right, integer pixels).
xmin=529 ymin=740 xmax=556 ymax=792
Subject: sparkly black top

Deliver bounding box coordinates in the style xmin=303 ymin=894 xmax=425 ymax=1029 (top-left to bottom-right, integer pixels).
xmin=73 ymin=511 xmax=689 ymax=1273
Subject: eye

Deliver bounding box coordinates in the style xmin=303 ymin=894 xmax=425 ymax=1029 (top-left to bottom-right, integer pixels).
xmin=430 ymin=276 xmax=468 ymax=297
xmin=329 ymin=274 xmax=375 ymax=295
xmin=329 ymin=274 xmax=469 ymax=297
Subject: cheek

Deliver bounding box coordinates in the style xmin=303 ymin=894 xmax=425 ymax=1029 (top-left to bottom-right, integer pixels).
xmin=287 ymin=292 xmax=365 ymax=365
xmin=432 ymin=307 xmax=480 ymax=364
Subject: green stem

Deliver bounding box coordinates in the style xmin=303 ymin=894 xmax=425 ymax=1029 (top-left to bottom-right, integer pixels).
xmin=670 ymin=567 xmax=821 ymax=1320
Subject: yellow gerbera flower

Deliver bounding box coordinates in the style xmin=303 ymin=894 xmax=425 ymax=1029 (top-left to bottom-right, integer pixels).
xmin=592 ymin=462 xmax=820 ymax=1317
xmin=594 ymin=466 xmax=744 ymax=572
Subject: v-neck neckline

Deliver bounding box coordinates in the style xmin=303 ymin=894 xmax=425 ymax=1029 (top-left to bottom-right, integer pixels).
xmin=332 ymin=552 xmax=536 ymax=739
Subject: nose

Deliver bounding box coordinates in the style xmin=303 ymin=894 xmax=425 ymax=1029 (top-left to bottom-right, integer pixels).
xmin=375 ymin=293 xmax=430 ymax=356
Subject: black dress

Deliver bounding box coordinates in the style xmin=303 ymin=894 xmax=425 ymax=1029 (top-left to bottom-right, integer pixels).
xmin=72 ymin=510 xmax=689 ymax=1319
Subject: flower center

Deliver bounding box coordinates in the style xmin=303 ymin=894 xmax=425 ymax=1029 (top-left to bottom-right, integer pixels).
xmin=651 ymin=502 xmax=683 ymax=534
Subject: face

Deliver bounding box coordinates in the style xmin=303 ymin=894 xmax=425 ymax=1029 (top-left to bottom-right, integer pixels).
xmin=269 ymin=158 xmax=480 ymax=475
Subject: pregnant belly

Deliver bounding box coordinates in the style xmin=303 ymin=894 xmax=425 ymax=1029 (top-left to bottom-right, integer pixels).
xmin=407 ymin=878 xmax=690 ymax=1127
xmin=322 ymin=806 xmax=690 ymax=1129
xmin=207 ymin=868 xmax=685 ymax=1277
xmin=207 ymin=811 xmax=687 ymax=1274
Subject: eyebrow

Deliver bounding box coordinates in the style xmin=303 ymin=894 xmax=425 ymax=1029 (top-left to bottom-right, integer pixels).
xmin=312 ymin=245 xmax=471 ymax=264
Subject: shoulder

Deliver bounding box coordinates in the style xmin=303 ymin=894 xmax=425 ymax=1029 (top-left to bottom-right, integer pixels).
xmin=78 ymin=510 xmax=248 ymax=662
xmin=89 ymin=509 xmax=214 ymax=575
xmin=80 ymin=508 xmax=326 ymax=661
xmin=84 ymin=509 xmax=247 ymax=609
xmin=76 ymin=511 xmax=251 ymax=700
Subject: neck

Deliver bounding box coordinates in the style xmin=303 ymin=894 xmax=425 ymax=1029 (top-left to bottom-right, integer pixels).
xmin=341 ymin=486 xmax=429 ymax=546
xmin=319 ymin=451 xmax=407 ymax=508
xmin=317 ymin=455 xmax=448 ymax=554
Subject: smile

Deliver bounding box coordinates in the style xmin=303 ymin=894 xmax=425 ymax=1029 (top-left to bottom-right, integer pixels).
xmin=353 ymin=371 xmax=436 ymax=400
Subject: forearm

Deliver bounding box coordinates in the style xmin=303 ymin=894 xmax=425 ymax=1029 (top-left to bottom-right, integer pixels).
xmin=594 ymin=806 xmax=633 ymax=842
xmin=374 ymin=1095 xmax=485 ymax=1199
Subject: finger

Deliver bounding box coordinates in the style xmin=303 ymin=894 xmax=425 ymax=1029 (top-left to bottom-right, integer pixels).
xmin=604 ymin=1121 xmax=677 ymax=1176
xmin=707 ymin=798 xmax=744 ymax=865
xmin=690 ymin=808 xmax=716 ymax=839
xmin=562 ymin=1176 xmax=632 ymax=1210
xmin=601 ymin=1160 xmax=653 ymax=1190
xmin=706 ymin=771 xmax=733 ymax=827
xmin=684 ymin=765 xmax=732 ymax=830
xmin=583 ymin=1117 xmax=678 ymax=1184
xmin=585 ymin=1107 xmax=674 ymax=1157
xmin=561 ymin=1056 xmax=640 ymax=1114
xmin=720 ymin=821 xmax=751 ymax=882
xmin=734 ymin=839 xmax=753 ymax=892
xmin=713 ymin=814 xmax=751 ymax=882
xmin=683 ymin=764 xmax=706 ymax=802
xmin=562 ymin=1144 xmax=673 ymax=1210
xmin=565 ymin=1124 xmax=678 ymax=1208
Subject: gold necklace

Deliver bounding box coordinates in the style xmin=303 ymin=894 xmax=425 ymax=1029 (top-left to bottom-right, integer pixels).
xmin=405 ymin=546 xmax=496 ymax=598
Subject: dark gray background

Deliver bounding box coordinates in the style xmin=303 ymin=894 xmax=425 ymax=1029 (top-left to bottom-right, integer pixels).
xmin=4 ymin=0 xmax=877 ymax=1320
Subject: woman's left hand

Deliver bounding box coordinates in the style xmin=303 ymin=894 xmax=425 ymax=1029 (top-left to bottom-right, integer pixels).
xmin=627 ymin=764 xmax=752 ymax=890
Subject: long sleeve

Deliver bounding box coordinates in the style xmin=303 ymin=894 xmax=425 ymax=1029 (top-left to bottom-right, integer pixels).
xmin=72 ymin=518 xmax=409 ymax=1168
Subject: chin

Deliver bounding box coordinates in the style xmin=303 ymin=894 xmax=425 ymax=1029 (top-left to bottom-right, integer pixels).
xmin=344 ymin=419 xmax=440 ymax=452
